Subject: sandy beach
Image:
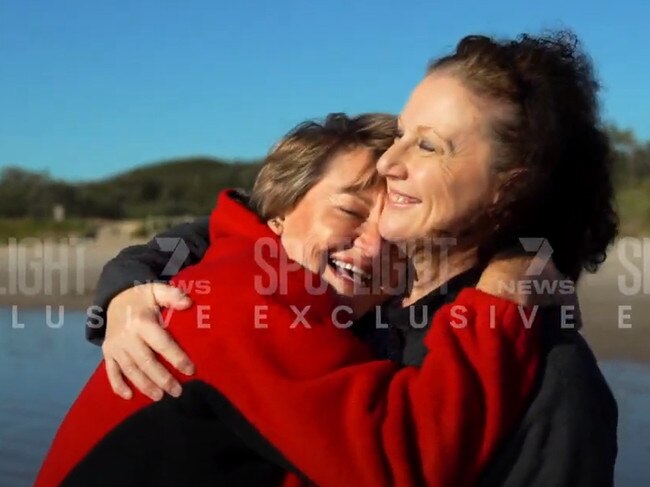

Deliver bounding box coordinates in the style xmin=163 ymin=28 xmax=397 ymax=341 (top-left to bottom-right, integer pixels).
xmin=576 ymin=238 xmax=650 ymax=363
xmin=0 ymin=237 xmax=648 ymax=363
xmin=0 ymin=237 xmax=140 ymax=310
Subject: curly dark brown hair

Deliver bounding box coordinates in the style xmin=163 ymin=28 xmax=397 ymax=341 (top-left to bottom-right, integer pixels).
xmin=429 ymin=31 xmax=619 ymax=281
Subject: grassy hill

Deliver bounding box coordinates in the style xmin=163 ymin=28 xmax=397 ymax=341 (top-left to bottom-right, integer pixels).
xmin=1 ymin=124 xmax=649 ymax=237
xmin=0 ymin=157 xmax=262 ymax=220
xmin=82 ymin=157 xmax=262 ymax=218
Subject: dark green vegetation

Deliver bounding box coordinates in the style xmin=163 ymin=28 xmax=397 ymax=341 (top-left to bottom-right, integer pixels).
xmin=1 ymin=125 xmax=649 ymax=240
xmin=0 ymin=157 xmax=261 ymax=220
xmin=0 ymin=157 xmax=261 ymax=243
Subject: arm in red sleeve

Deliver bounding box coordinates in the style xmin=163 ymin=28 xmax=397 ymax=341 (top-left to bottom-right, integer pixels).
xmin=33 ymin=363 xmax=153 ymax=487
xmin=37 ymin=223 xmax=541 ymax=487
xmin=182 ymin=282 xmax=541 ymax=487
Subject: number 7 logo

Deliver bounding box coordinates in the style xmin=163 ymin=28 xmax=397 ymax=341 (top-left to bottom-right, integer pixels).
xmin=155 ymin=238 xmax=191 ymax=276
xmin=519 ymin=238 xmax=554 ymax=276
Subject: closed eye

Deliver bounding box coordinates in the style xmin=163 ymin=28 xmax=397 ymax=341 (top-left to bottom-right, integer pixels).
xmin=338 ymin=207 xmax=365 ymax=219
xmin=418 ymin=139 xmax=436 ymax=153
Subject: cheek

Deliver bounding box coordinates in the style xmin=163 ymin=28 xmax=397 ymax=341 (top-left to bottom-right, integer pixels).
xmin=416 ymin=164 xmax=457 ymax=216
xmin=413 ymin=162 xmax=487 ymax=232
xmin=301 ymin=221 xmax=336 ymax=257
xmin=281 ymin=217 xmax=313 ymax=263
xmin=458 ymin=164 xmax=494 ymax=208
xmin=322 ymin=213 xmax=356 ymax=239
xmin=439 ymin=165 xmax=495 ymax=227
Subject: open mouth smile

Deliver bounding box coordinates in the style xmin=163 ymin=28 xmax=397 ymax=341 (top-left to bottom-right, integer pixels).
xmin=387 ymin=190 xmax=420 ymax=206
xmin=327 ymin=257 xmax=371 ymax=285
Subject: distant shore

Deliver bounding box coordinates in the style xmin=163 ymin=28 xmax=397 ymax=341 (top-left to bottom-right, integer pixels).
xmin=575 ymin=238 xmax=650 ymax=364
xmin=1 ymin=238 xmax=648 ymax=364
xmin=0 ymin=237 xmax=142 ymax=310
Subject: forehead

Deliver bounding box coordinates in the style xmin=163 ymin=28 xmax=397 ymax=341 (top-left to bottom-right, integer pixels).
xmin=400 ymin=73 xmax=487 ymax=139
xmin=320 ymin=147 xmax=384 ymax=193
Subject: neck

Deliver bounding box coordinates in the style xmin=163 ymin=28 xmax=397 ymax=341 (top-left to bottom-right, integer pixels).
xmin=401 ymin=238 xmax=479 ymax=307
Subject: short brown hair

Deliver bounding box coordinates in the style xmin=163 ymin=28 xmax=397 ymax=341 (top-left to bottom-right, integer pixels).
xmin=251 ymin=112 xmax=396 ymax=220
xmin=428 ymin=31 xmax=618 ymax=281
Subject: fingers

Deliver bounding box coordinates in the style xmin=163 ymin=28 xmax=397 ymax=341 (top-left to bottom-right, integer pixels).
xmin=140 ymin=319 xmax=195 ymax=376
xmin=150 ymin=283 xmax=192 ymax=310
xmin=106 ymin=315 xmax=188 ymax=398
xmin=105 ymin=358 xmax=133 ymax=400
xmin=113 ymin=347 xmax=165 ymax=402
xmin=101 ymin=282 xmax=196 ymax=401
xmin=126 ymin=338 xmax=184 ymax=398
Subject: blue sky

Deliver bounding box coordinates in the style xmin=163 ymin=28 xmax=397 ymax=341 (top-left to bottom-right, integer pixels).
xmin=1 ymin=0 xmax=648 ymax=181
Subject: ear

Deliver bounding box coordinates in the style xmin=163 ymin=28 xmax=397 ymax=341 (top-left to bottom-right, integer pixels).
xmin=267 ymin=216 xmax=285 ymax=236
xmin=493 ymin=167 xmax=526 ymax=204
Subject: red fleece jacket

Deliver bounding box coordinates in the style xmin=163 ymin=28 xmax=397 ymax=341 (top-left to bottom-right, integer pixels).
xmin=35 ymin=191 xmax=541 ymax=487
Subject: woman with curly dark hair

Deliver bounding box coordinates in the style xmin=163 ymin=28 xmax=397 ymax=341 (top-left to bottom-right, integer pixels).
xmin=77 ymin=31 xmax=617 ymax=486
xmin=416 ymin=31 xmax=619 ymax=282
xmin=377 ymin=31 xmax=619 ymax=486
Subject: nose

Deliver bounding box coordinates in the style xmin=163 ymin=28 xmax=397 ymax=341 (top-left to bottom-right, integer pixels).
xmin=353 ymin=219 xmax=382 ymax=259
xmin=376 ymin=141 xmax=407 ymax=179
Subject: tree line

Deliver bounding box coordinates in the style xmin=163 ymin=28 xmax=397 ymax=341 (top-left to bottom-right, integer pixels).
xmin=0 ymin=157 xmax=262 ymax=219
xmin=609 ymin=125 xmax=650 ymax=185
xmin=1 ymin=125 xmax=649 ymax=220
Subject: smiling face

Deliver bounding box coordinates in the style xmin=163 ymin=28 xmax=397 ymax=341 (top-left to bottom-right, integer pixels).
xmin=377 ymin=72 xmax=503 ymax=244
xmin=269 ymin=146 xmax=402 ymax=317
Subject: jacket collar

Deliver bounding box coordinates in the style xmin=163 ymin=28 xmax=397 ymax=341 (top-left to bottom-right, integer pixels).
xmin=209 ymin=189 xmax=277 ymax=244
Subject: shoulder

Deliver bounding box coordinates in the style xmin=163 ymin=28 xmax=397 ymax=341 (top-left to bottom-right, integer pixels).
xmin=525 ymin=323 xmax=617 ymax=460
xmin=477 ymin=324 xmax=618 ymax=487
xmin=515 ymin=309 xmax=619 ymax=434
xmin=540 ymin=321 xmax=617 ymax=419
xmin=172 ymin=236 xmax=335 ymax=315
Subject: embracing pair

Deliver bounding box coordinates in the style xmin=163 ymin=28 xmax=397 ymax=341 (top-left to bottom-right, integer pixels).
xmin=36 ymin=31 xmax=617 ymax=487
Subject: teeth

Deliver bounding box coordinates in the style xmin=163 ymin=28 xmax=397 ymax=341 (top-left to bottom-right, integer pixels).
xmin=389 ymin=192 xmax=416 ymax=204
xmin=330 ymin=259 xmax=370 ymax=279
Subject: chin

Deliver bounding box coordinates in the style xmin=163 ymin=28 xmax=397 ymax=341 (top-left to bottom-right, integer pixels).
xmin=329 ymin=280 xmax=356 ymax=297
xmin=321 ymin=269 xmax=350 ymax=294
xmin=379 ymin=222 xmax=410 ymax=243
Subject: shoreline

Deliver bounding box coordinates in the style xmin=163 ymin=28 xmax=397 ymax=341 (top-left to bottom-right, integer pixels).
xmin=1 ymin=239 xmax=648 ymax=364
